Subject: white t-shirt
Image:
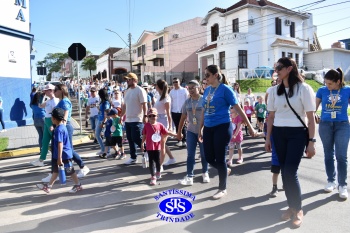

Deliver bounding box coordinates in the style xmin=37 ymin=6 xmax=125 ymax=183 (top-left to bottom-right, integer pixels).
xmin=169 ymin=87 xmax=189 ymax=113
xmin=112 ymin=98 xmax=123 ymax=108
xmin=124 ymin=86 xmax=147 ymax=122
xmin=87 ymin=96 xmax=100 ymax=117
xmin=154 ymin=95 xmax=171 ymax=115
xmin=245 ymin=93 xmax=255 ymax=106
xmin=267 ymin=83 xmax=315 ymax=127
xmin=44 ymin=97 xmax=59 ymax=118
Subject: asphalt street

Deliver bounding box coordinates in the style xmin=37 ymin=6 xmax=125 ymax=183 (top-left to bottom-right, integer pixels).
xmin=0 ymin=127 xmax=349 ymax=233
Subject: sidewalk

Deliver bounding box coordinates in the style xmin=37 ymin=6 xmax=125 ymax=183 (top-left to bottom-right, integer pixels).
xmin=0 ymin=99 xmax=93 ymax=158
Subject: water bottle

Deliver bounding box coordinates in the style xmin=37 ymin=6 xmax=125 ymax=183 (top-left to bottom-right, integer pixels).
xmin=58 ymin=166 xmax=66 ymax=185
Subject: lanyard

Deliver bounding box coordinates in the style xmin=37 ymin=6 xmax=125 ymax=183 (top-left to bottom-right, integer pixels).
xmin=205 ymin=84 xmax=220 ymax=110
xmin=191 ymin=96 xmax=201 ymax=116
xmin=330 ymin=89 xmax=340 ymax=109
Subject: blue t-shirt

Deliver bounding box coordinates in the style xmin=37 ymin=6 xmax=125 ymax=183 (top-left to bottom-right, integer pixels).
xmin=316 ymin=86 xmax=350 ymax=121
xmin=147 ymin=95 xmax=152 ymax=103
xmin=52 ymin=124 xmax=72 ymax=160
xmin=98 ymin=101 xmax=111 ymax=121
xmin=104 ymin=118 xmax=113 ymax=137
xmin=202 ymin=83 xmax=238 ymax=127
xmin=32 ymin=105 xmax=45 ymax=119
xmin=56 ymin=97 xmax=72 ymax=122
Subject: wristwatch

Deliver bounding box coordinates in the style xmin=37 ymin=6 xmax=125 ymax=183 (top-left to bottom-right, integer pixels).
xmin=309 ymin=138 xmax=316 ymax=142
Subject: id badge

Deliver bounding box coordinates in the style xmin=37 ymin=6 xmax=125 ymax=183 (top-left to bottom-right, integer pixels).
xmin=192 ymin=117 xmax=197 ymax=125
xmin=331 ymin=111 xmax=336 ymax=119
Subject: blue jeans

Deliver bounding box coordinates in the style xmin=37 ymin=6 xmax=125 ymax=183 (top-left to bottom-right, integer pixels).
xmin=66 ymin=121 xmax=85 ymax=168
xmin=203 ymin=122 xmax=232 ymax=190
xmin=90 ymin=115 xmax=97 ymax=131
xmin=33 ymin=117 xmax=44 ymax=150
xmin=125 ymin=122 xmax=143 ymax=159
xmin=273 ymin=126 xmax=306 ymax=211
xmin=319 ymin=121 xmax=349 ymax=186
xmin=95 ymin=119 xmax=105 ymax=152
xmin=0 ymin=109 xmax=4 ymax=129
xmin=186 ymin=131 xmax=208 ymax=177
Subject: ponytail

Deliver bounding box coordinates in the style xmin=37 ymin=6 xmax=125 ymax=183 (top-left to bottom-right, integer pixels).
xmin=221 ymin=73 xmax=230 ymax=85
xmin=156 ymin=79 xmax=168 ymax=101
xmin=324 ymin=67 xmax=345 ymax=88
xmin=336 ymin=68 xmax=345 ymax=88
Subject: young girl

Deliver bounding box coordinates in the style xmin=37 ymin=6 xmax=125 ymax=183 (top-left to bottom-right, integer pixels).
xmin=255 ymin=96 xmax=267 ymax=132
xmin=141 ymin=108 xmax=177 ymax=185
xmin=227 ymin=107 xmax=244 ymax=165
xmin=243 ymin=99 xmax=255 ymax=136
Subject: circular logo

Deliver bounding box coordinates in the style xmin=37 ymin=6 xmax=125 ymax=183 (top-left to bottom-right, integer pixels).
xmin=159 ymin=198 xmax=192 ymax=216
xmin=246 ymin=110 xmax=252 ymax=114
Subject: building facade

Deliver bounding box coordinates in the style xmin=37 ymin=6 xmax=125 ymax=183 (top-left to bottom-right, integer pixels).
xmin=96 ymin=47 xmax=122 ymax=81
xmin=0 ymin=0 xmax=34 ymax=128
xmin=197 ymin=0 xmax=316 ymax=82
xmin=132 ymin=17 xmax=206 ymax=84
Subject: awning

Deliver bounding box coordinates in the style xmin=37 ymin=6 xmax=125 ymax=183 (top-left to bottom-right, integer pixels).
xmin=132 ymin=60 xmax=144 ymax=66
xmin=271 ymin=38 xmax=301 ymax=48
xmin=146 ymin=54 xmax=164 ymax=61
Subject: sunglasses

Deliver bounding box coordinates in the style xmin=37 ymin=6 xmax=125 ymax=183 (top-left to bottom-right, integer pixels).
xmin=148 ymin=114 xmax=157 ymax=118
xmin=204 ymin=73 xmax=211 ymax=78
xmin=173 ymin=81 xmax=178 ymax=84
xmin=275 ymin=65 xmax=285 ymax=71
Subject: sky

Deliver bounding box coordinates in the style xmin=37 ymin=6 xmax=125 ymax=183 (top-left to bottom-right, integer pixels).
xmin=29 ymin=0 xmax=350 ymax=81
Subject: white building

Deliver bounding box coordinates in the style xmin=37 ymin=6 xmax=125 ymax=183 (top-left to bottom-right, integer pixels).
xmin=197 ymin=0 xmax=316 ymax=82
xmin=111 ymin=48 xmax=131 ymax=82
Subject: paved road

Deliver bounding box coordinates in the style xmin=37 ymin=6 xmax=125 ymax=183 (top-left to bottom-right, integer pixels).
xmin=0 ymin=127 xmax=349 ymax=233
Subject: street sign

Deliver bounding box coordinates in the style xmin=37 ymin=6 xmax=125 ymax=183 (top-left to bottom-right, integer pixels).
xmin=37 ymin=67 xmax=47 ymax=76
xmin=68 ymin=43 xmax=86 ymax=61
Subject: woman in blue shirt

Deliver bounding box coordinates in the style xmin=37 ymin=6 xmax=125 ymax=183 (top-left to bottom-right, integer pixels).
xmin=95 ymin=89 xmax=111 ymax=156
xmin=316 ymin=68 xmax=349 ymax=200
xmin=54 ymin=84 xmax=90 ymax=178
xmin=0 ymin=96 xmax=5 ymax=132
xmin=30 ymin=92 xmax=46 ymax=151
xmin=198 ymin=65 xmax=256 ymax=200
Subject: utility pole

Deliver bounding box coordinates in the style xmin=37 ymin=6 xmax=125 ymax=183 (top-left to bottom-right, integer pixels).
xmin=128 ymin=33 xmax=132 ymax=72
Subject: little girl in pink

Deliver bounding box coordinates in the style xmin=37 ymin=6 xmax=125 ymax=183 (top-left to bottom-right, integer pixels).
xmin=227 ymin=107 xmax=244 ymax=166
xmin=243 ymin=99 xmax=254 ymax=136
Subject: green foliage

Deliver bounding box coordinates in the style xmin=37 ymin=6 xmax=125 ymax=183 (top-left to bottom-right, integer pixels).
xmin=36 ymin=53 xmax=69 ymax=81
xmin=81 ymin=57 xmax=97 ymax=77
xmin=0 ymin=137 xmax=9 ymax=152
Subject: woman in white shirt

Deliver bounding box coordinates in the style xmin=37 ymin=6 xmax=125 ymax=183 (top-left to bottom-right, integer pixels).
xmin=265 ymin=57 xmax=316 ymax=228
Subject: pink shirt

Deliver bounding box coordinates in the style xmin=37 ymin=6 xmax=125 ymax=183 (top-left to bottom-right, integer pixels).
xmin=142 ymin=122 xmax=168 ymax=150
xmin=230 ymin=115 xmax=243 ymax=143
xmin=244 ymin=105 xmax=254 ymax=117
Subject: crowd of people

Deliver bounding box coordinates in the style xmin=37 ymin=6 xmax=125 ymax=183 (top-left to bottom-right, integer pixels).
xmin=29 ymin=57 xmax=349 ymax=229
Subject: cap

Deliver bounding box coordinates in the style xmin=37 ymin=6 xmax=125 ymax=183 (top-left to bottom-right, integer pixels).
xmin=124 ymin=72 xmax=138 ymax=81
xmin=51 ymin=108 xmax=65 ymax=121
xmin=142 ymin=82 xmax=149 ymax=88
xmin=147 ymin=108 xmax=158 ymax=115
xmin=43 ymin=84 xmax=55 ymax=91
xmin=188 ymin=80 xmax=200 ymax=86
xmin=90 ymin=87 xmax=96 ymax=92
xmin=108 ymin=108 xmax=118 ymax=116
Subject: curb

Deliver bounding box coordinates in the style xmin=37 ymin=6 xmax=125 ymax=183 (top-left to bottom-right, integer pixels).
xmin=0 ymin=133 xmax=94 ymax=159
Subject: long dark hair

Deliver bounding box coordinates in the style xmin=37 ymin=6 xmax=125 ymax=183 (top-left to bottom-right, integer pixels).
xmin=98 ymin=89 xmax=109 ymax=102
xmin=206 ymin=65 xmax=223 ymax=82
xmin=324 ymin=68 xmax=345 ymax=88
xmin=31 ymin=92 xmax=42 ymax=106
xmin=276 ymin=57 xmax=303 ymax=97
xmin=156 ymin=79 xmax=168 ymax=101
xmin=56 ymin=84 xmax=69 ymax=99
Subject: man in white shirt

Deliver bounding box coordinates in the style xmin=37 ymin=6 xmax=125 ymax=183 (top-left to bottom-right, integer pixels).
xmin=169 ymin=77 xmax=189 ymax=147
xmin=85 ymin=87 xmax=100 ymax=143
xmin=121 ymin=73 xmax=148 ymax=164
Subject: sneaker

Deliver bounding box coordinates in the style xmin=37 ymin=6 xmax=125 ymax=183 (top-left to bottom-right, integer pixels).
xmin=160 ymin=165 xmax=164 ymax=172
xmin=0 ymin=129 xmax=7 ymax=133
xmin=339 ymin=186 xmax=348 ymax=199
xmin=96 ymin=151 xmax=104 ymax=155
xmin=119 ymin=153 xmax=126 ymax=160
xmin=227 ymin=160 xmax=233 ymax=167
xmin=163 ymin=158 xmax=176 ymax=166
xmin=176 ymin=141 xmax=182 ymax=147
xmin=124 ymin=158 xmax=137 ymax=165
xmin=182 ymin=142 xmax=187 ymax=147
xmin=30 ymin=159 xmax=45 ymax=167
xmin=41 ymin=173 xmax=59 ymax=183
xmin=202 ymin=173 xmax=210 ymax=183
xmin=227 ymin=168 xmax=231 ymax=176
xmin=236 ymin=158 xmax=243 ymax=164
xmin=99 ymin=153 xmax=107 ymax=159
xmin=106 ymin=153 xmax=117 ymax=160
xmin=324 ymin=182 xmax=337 ymax=193
xmin=156 ymin=172 xmax=162 ymax=179
xmin=179 ymin=176 xmax=193 ymax=186
xmin=69 ymin=184 xmax=83 ymax=193
xmin=150 ymin=176 xmax=157 ymax=186
xmin=36 ymin=183 xmax=51 ymax=193
xmin=93 ymin=139 xmax=98 ymax=144
xmin=77 ymin=166 xmax=90 ymax=178
xmin=212 ymin=189 xmax=227 ymax=199
xmin=270 ymin=185 xmax=278 ymax=197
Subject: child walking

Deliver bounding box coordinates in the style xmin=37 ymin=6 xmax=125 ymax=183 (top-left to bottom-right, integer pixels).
xmin=141 ymin=108 xmax=176 ymax=185
xmin=243 ymin=99 xmax=255 ymax=136
xmin=36 ymin=108 xmax=82 ymax=194
xmin=100 ymin=109 xmax=113 ymax=158
xmin=106 ymin=108 xmax=125 ymax=159
xmin=227 ymin=107 xmax=244 ymax=165
xmin=255 ymin=96 xmax=267 ymax=132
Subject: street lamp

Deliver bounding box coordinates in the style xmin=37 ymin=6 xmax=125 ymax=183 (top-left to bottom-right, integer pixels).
xmin=106 ymin=29 xmax=132 ymax=72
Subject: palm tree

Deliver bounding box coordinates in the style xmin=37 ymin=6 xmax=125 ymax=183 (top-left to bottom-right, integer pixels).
xmin=81 ymin=57 xmax=97 ymax=78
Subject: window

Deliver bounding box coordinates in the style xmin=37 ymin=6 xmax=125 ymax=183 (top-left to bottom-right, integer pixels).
xmin=295 ymin=53 xmax=299 ymax=66
xmin=137 ymin=46 xmax=142 ymax=57
xmin=159 ymin=37 xmax=164 ymax=49
xmin=219 ymin=51 xmax=225 ymax=69
xmin=290 ymin=22 xmax=295 ymax=38
xmin=211 ymin=24 xmax=219 ymax=42
xmin=275 ymin=17 xmax=282 ymax=35
xmin=232 ymin=18 xmax=239 ymax=33
xmin=282 ymin=52 xmax=286 ymax=57
xmin=238 ymin=50 xmax=247 ymax=68
xmin=288 ymin=53 xmax=293 ymax=58
xmin=153 ymin=59 xmax=159 ymax=66
xmin=142 ymin=44 xmax=146 ymax=56
xmin=153 ymin=39 xmax=159 ymax=51
xmin=160 ymin=59 xmax=164 ymax=66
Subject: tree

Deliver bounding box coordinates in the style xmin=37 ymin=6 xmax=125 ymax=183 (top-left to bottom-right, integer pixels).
xmin=81 ymin=56 xmax=97 ymax=78
xmin=36 ymin=52 xmax=69 ymax=81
